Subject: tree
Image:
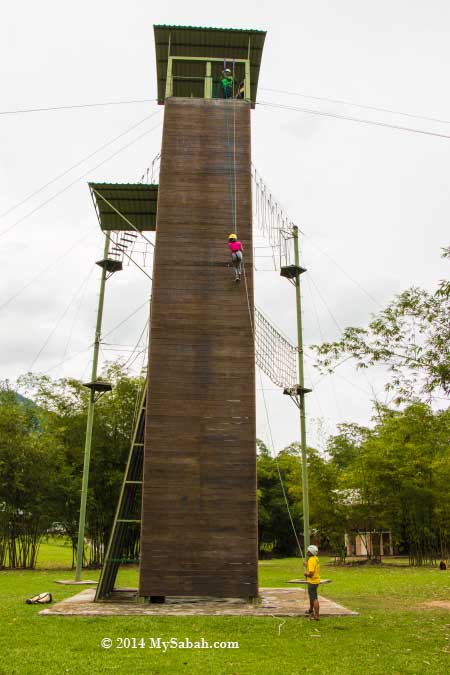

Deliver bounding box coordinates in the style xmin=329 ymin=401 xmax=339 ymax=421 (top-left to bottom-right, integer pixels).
xmin=256 ymin=439 xmax=346 ymax=556
xmin=0 ymin=384 xmax=63 ymax=568
xmin=326 ymin=403 xmax=450 ymax=565
xmin=257 ymin=440 xmax=302 ymax=556
xmin=312 ymin=247 xmax=450 ymax=403
xmin=17 ymin=363 xmax=145 ymax=567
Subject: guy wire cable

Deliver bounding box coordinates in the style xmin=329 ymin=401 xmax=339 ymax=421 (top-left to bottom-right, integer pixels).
xmin=0 ymin=108 xmax=162 ymax=221
xmin=0 ymin=118 xmax=163 ymax=240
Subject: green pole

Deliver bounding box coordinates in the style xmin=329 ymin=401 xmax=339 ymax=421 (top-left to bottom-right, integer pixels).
xmin=293 ymin=225 xmax=310 ymax=553
xmin=75 ymin=234 xmax=109 ymax=581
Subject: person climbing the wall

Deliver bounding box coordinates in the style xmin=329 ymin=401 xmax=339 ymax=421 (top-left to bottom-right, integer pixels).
xmin=221 ymin=68 xmax=234 ymax=98
xmin=304 ymin=544 xmax=320 ymax=620
xmin=228 ymin=233 xmax=243 ymax=282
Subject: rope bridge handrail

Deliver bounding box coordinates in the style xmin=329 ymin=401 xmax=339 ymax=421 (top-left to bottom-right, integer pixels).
xmin=252 ymin=164 xmax=297 ymax=269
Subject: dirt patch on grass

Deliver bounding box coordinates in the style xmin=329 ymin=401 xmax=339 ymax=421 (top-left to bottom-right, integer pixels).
xmin=422 ymin=600 xmax=450 ymax=610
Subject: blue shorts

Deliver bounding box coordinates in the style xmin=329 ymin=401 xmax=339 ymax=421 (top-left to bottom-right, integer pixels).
xmin=308 ymin=583 xmax=319 ymax=601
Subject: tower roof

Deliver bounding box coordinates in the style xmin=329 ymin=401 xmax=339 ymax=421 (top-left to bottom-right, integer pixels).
xmin=89 ymin=183 xmax=158 ymax=231
xmin=153 ymin=24 xmax=266 ymax=105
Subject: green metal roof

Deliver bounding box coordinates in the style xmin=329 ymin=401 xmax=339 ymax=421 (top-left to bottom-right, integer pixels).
xmin=155 ymin=24 xmax=265 ymax=33
xmin=153 ymin=24 xmax=266 ymax=106
xmin=89 ymin=183 xmax=158 ymax=231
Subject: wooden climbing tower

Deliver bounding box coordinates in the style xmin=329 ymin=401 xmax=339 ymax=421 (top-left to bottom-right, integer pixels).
xmin=93 ymin=25 xmax=266 ymax=601
xmin=139 ymin=26 xmax=266 ymax=600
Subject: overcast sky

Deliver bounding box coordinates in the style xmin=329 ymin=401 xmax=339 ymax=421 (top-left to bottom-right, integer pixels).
xmin=1 ymin=1 xmax=448 ymax=452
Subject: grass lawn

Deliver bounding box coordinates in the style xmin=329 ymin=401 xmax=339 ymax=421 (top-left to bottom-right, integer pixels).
xmin=1 ymin=541 xmax=449 ymax=675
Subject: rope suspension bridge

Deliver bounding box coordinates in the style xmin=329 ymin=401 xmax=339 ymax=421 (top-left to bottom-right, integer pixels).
xmin=252 ymin=165 xmax=298 ymax=270
xmin=255 ymin=308 xmax=297 ymax=388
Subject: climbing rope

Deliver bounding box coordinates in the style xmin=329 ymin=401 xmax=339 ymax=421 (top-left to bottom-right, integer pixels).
xmin=259 ymin=366 xmax=305 ymax=563
xmin=222 ymin=64 xmax=305 ymax=561
xmin=224 ymin=74 xmax=236 ymax=233
xmin=232 ymin=59 xmax=238 ymax=235
xmin=224 ymin=67 xmax=297 ymax=557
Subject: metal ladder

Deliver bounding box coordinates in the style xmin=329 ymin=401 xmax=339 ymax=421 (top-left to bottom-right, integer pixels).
xmin=95 ymin=385 xmax=146 ymax=600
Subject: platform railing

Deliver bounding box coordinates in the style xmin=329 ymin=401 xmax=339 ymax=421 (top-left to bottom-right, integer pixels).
xmin=165 ymin=56 xmax=251 ymax=102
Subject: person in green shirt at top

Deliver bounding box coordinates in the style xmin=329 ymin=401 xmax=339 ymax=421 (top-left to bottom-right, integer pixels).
xmin=221 ymin=68 xmax=234 ymax=98
xmin=304 ymin=544 xmax=320 ymax=621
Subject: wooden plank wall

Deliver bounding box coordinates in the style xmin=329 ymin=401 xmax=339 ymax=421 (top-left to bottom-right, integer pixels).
xmin=139 ymin=97 xmax=258 ymax=598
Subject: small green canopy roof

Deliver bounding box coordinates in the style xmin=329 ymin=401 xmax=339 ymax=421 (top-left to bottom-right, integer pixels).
xmin=154 ymin=24 xmax=266 ymax=106
xmin=89 ymin=183 xmax=158 ymax=231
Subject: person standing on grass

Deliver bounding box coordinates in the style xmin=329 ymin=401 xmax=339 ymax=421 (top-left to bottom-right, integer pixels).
xmin=304 ymin=544 xmax=320 ymax=620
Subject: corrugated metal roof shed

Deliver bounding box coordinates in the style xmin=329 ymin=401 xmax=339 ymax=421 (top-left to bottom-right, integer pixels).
xmin=89 ymin=183 xmax=158 ymax=231
xmin=154 ymin=25 xmax=266 ymax=106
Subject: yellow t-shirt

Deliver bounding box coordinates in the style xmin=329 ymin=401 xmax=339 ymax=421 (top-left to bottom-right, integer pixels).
xmin=306 ymin=555 xmax=320 ymax=584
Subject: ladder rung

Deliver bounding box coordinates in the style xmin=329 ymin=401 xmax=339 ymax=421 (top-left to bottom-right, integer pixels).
xmin=95 ymin=387 xmax=146 ymax=601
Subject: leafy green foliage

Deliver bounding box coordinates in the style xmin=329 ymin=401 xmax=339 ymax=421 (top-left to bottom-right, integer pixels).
xmin=328 ymin=404 xmax=450 ymax=563
xmin=312 ymin=247 xmax=450 ymax=402
xmin=257 ymin=403 xmax=450 ymax=564
xmin=1 ymin=362 xmax=448 ymax=571
xmin=0 ymin=365 xmax=144 ymax=569
xmin=0 ymin=384 xmax=63 ymax=568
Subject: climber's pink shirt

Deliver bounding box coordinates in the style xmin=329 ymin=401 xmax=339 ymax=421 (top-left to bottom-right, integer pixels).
xmin=228 ymin=241 xmax=243 ymax=253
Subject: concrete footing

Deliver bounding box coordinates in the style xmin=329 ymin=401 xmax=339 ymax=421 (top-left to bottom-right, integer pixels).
xmin=40 ymin=587 xmax=357 ymax=617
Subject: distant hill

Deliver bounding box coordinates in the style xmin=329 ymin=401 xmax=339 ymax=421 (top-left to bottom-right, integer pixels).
xmin=15 ymin=392 xmax=35 ymax=407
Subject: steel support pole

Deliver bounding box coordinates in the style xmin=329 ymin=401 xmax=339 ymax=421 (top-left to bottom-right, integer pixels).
xmin=293 ymin=225 xmax=310 ymax=552
xmin=75 ymin=234 xmax=109 ymax=581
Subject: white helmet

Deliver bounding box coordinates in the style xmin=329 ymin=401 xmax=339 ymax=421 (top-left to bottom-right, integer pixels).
xmin=307 ymin=545 xmax=318 ymax=555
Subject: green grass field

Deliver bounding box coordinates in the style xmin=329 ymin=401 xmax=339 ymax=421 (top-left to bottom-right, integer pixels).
xmin=1 ymin=540 xmax=449 ymax=675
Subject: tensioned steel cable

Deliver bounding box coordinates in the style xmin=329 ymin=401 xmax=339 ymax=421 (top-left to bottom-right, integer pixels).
xmin=0 ymin=118 xmax=162 ymax=240
xmin=44 ymin=300 xmax=149 ymax=374
xmin=260 ymin=87 xmax=450 ymax=127
xmin=0 ymin=109 xmax=161 ymax=221
xmin=28 ymin=266 xmax=95 ymax=371
xmin=258 ymin=100 xmax=450 ymax=140
xmin=0 ymin=98 xmax=157 ymax=116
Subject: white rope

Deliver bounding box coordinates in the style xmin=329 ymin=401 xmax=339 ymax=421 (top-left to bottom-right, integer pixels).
xmin=258 ymin=367 xmax=305 ymax=562
xmin=232 ymin=63 xmax=237 ymax=235
xmin=224 ymin=89 xmax=305 ymax=561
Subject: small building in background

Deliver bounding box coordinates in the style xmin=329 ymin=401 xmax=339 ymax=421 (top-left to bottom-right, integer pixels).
xmin=345 ymin=531 xmax=394 ymax=557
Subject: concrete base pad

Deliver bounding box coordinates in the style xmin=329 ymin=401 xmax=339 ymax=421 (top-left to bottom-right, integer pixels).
xmin=40 ymin=587 xmax=357 ymax=617
xmin=55 ymin=580 xmax=98 ymax=585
